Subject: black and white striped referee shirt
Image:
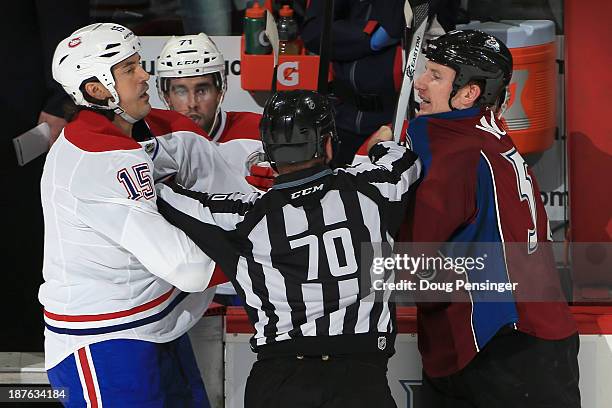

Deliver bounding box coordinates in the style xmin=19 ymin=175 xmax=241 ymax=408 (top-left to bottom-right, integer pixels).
xmin=157 ymin=141 xmax=421 ymax=356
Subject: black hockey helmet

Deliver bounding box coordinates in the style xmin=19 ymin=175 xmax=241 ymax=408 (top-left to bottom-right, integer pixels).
xmin=424 ymin=29 xmax=513 ymax=109
xmin=260 ymin=90 xmax=338 ymax=168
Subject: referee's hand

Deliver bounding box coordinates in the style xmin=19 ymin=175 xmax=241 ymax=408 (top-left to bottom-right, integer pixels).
xmin=366 ymin=125 xmax=393 ymax=152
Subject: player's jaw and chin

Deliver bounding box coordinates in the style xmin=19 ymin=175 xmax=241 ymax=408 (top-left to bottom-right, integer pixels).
xmin=111 ymin=52 xmax=152 ymax=122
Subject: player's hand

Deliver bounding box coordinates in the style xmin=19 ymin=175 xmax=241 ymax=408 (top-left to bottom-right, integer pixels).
xmin=366 ymin=125 xmax=393 ymax=152
xmin=38 ymin=111 xmax=67 ymax=147
xmin=246 ymin=163 xmax=275 ymax=191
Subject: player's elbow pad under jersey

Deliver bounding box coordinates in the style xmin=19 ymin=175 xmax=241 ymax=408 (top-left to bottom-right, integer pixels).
xmin=163 ymin=261 xmax=215 ymax=293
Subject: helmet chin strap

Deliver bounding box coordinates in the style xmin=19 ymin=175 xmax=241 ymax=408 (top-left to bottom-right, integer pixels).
xmin=108 ymin=90 xmax=139 ymax=124
xmin=206 ymin=89 xmax=226 ymax=139
xmin=113 ymin=106 xmax=139 ymax=124
xmin=207 ymin=110 xmax=221 ymax=138
xmin=496 ymin=88 xmax=509 ymax=120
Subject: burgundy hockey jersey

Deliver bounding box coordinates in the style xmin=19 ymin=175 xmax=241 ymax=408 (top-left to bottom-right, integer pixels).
xmin=403 ymin=107 xmax=577 ymax=377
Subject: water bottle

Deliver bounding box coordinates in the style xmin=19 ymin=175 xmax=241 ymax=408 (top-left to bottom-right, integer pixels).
xmin=244 ymin=2 xmax=271 ymax=55
xmin=277 ymin=5 xmax=302 ymax=55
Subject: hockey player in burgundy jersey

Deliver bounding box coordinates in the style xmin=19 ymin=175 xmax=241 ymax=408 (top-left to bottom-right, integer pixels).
xmin=403 ymin=30 xmax=580 ymax=407
xmin=156 ymin=33 xmax=274 ymax=191
xmin=41 ymin=23 xmax=252 ymax=407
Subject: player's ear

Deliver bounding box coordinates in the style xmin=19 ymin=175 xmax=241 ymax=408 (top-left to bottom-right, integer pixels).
xmin=465 ymin=82 xmax=482 ymax=104
xmin=451 ymin=82 xmax=481 ymax=110
xmin=458 ymin=82 xmax=482 ymax=107
xmin=84 ymin=81 xmax=112 ymax=101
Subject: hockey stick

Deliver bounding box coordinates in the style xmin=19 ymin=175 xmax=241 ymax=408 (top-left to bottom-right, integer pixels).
xmin=317 ymin=0 xmax=334 ymax=94
xmin=265 ymin=9 xmax=280 ymax=92
xmin=391 ymin=0 xmax=429 ymax=143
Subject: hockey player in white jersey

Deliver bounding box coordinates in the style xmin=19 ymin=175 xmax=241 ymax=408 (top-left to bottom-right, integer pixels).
xmin=40 ymin=23 xmax=251 ymax=407
xmin=156 ymin=33 xmax=275 ymax=191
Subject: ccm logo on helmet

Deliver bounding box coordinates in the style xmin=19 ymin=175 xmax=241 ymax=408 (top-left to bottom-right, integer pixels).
xmin=177 ymin=60 xmax=200 ymax=66
xmin=68 ymin=37 xmax=82 ymax=48
xmin=278 ymin=61 xmax=299 ymax=87
xmin=291 ymin=184 xmax=323 ymax=199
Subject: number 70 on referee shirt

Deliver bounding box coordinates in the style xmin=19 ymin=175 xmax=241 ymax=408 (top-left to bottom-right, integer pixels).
xmin=289 ymin=227 xmax=358 ymax=280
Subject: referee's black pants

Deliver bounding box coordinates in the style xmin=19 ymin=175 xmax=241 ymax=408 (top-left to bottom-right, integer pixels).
xmin=421 ymin=331 xmax=581 ymax=408
xmin=245 ymin=353 xmax=397 ymax=408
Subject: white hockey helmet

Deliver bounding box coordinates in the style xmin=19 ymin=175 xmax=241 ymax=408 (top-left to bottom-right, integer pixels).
xmin=156 ymin=33 xmax=227 ymax=106
xmin=52 ymin=23 xmax=142 ymax=123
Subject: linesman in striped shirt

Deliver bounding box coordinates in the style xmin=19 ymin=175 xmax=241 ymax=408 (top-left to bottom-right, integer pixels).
xmin=156 ymin=90 xmax=421 ymax=408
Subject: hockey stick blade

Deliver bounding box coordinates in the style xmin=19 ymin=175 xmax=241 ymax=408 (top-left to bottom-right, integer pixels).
xmin=265 ymin=10 xmax=280 ymax=92
xmin=392 ymin=0 xmax=429 ymax=143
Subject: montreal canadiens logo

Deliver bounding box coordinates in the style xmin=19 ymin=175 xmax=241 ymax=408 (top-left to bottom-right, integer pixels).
xmin=68 ymin=37 xmax=82 ymax=48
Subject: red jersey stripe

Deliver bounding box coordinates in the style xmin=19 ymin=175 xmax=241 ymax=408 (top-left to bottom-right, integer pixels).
xmin=44 ymin=288 xmax=175 ymax=322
